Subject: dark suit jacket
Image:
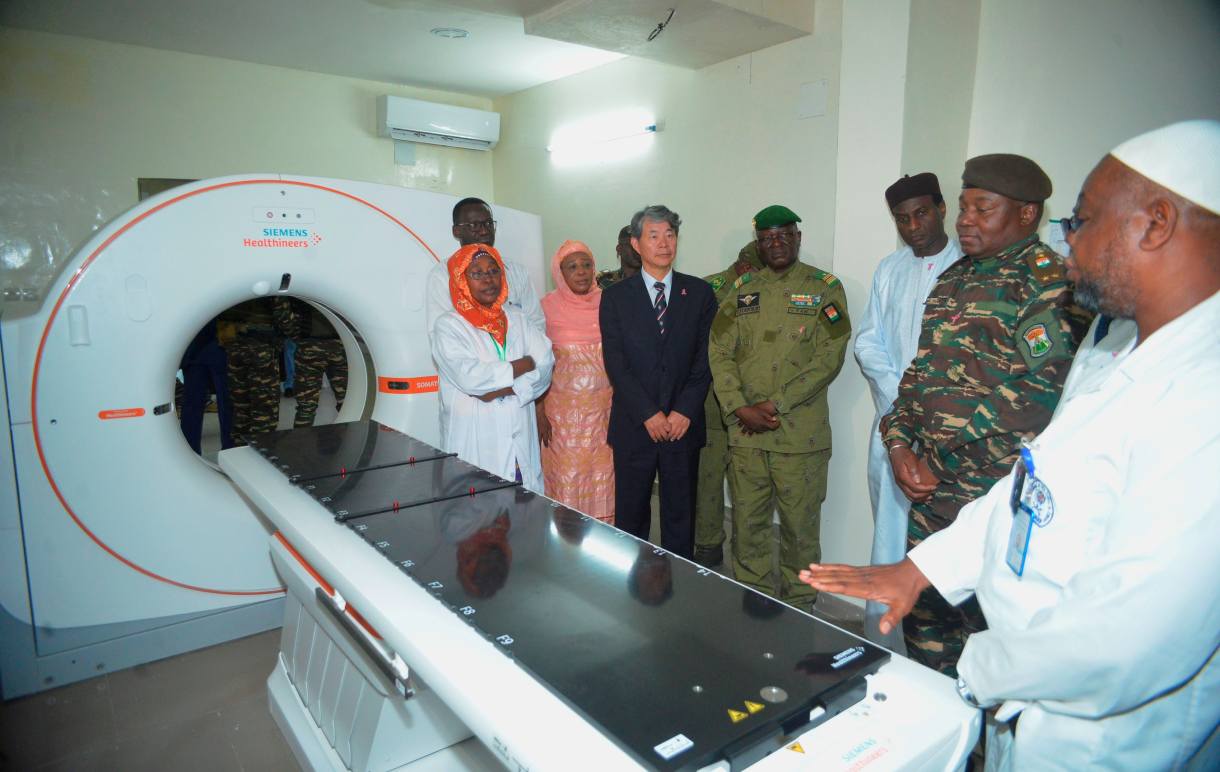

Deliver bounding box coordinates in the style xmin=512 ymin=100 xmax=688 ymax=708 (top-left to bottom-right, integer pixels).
xmin=600 ymin=270 xmax=717 ymax=452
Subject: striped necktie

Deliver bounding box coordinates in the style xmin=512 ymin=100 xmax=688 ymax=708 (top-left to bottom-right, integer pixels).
xmin=653 ymin=281 xmax=667 ymax=334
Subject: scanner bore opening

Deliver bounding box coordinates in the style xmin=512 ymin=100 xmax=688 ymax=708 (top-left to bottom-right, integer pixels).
xmin=175 ymin=294 xmax=373 ymax=464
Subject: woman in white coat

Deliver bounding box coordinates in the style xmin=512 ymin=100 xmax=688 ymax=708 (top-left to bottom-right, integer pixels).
xmin=431 ymin=244 xmax=554 ymax=492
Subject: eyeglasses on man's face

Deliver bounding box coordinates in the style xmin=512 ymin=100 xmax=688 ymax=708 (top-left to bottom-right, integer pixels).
xmin=458 ymin=219 xmax=497 ymax=232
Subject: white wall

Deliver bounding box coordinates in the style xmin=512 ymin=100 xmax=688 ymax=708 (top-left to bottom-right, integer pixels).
xmin=968 ymin=0 xmax=1220 ymax=220
xmin=492 ymin=1 xmax=844 ymax=281
xmin=825 ymin=0 xmax=913 ymax=578
xmin=0 ymin=27 xmax=496 ymax=299
xmin=901 ymin=0 xmax=981 ymax=222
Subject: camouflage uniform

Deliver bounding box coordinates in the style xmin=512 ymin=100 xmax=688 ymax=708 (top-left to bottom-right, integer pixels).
xmin=710 ymin=263 xmax=850 ymax=606
xmin=226 ymin=335 xmax=280 ymax=444
xmin=274 ymin=298 xmax=347 ymax=428
xmin=694 ymin=267 xmax=742 ymax=557
xmin=882 ymin=234 xmax=1092 ymax=675
xmin=596 ymin=268 xmax=628 ymax=290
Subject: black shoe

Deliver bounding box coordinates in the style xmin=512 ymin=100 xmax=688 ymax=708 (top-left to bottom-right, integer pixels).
xmin=692 ymin=544 xmax=723 ymax=568
xmin=283 ymin=387 xmax=295 ymax=398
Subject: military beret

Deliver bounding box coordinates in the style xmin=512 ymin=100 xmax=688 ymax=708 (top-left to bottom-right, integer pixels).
xmin=962 ymin=154 xmax=1052 ymax=202
xmin=885 ymin=172 xmax=942 ymax=208
xmin=737 ymin=240 xmax=763 ymax=270
xmin=752 ymin=204 xmax=802 ymax=231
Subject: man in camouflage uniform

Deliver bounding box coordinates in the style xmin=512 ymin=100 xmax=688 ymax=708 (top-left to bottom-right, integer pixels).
xmin=881 ymin=154 xmax=1092 ymax=675
xmin=274 ymin=297 xmax=348 ymax=428
xmin=596 ymin=225 xmax=643 ymax=289
xmin=223 ymin=298 xmax=281 ymax=444
xmin=710 ymin=206 xmax=850 ymax=608
xmin=693 ymin=241 xmax=762 ymax=567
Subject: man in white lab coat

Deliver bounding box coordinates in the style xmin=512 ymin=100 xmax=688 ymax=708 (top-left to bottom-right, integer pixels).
xmin=853 ymin=172 xmax=961 ymax=651
xmin=425 ymin=197 xmax=546 ymax=336
xmin=801 ymin=120 xmax=1220 ymax=769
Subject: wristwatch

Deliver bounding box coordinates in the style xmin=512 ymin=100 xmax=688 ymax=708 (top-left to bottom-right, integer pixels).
xmin=956 ymin=676 xmax=983 ymax=709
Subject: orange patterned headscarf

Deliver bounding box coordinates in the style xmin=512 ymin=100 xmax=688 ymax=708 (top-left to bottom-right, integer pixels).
xmin=447 ymin=243 xmax=509 ymax=346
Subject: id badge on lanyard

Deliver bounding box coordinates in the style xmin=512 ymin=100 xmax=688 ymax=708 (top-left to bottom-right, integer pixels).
xmin=1006 ymin=442 xmax=1039 ymax=576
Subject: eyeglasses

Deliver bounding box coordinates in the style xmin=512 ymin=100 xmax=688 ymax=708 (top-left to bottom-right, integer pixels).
xmin=467 ymin=267 xmax=502 ymax=282
xmin=1062 ymin=214 xmax=1083 ymax=234
xmin=458 ymin=219 xmax=497 ymax=232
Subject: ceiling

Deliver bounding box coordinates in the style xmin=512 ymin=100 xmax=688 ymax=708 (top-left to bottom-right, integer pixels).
xmin=1 ymin=1 xmax=814 ymax=97
xmin=0 ymin=0 xmax=626 ymax=97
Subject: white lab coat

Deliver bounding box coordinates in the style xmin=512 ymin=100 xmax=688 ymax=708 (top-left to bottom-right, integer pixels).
xmin=852 ymin=240 xmax=961 ymax=648
xmin=432 ymin=306 xmax=554 ymax=493
xmin=426 ymin=258 xmax=546 ymax=337
xmin=910 ymin=290 xmax=1220 ymax=770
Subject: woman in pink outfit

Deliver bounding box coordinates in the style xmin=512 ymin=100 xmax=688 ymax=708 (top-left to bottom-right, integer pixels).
xmin=538 ymin=240 xmax=614 ymax=523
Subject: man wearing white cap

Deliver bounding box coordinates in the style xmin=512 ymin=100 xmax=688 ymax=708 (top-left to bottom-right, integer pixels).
xmin=799 ymin=120 xmax=1220 ymax=769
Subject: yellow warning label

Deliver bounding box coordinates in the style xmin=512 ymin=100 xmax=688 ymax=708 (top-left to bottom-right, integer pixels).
xmin=727 ymin=709 xmax=748 ymax=723
xmin=788 ymin=742 xmax=805 ymax=754
xmin=744 ymin=700 xmax=765 ymax=714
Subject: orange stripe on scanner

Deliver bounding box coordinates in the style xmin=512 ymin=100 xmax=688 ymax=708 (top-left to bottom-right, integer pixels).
xmin=98 ymin=407 xmax=145 ymax=420
xmin=274 ymin=531 xmax=383 ymax=640
xmin=378 ymin=375 xmax=440 ymax=394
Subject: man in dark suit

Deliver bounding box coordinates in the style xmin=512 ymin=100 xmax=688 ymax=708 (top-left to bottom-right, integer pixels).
xmin=600 ymin=205 xmax=718 ymax=559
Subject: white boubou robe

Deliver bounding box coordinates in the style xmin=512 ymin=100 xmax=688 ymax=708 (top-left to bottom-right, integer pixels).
xmin=852 ymin=239 xmax=961 ymax=648
xmin=432 ymin=306 xmax=554 ymax=493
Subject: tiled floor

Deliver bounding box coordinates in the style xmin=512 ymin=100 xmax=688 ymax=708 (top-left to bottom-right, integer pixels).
xmin=0 ymin=629 xmax=296 ymax=771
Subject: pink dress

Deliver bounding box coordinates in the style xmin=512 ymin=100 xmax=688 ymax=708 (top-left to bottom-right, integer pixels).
xmin=541 ymin=342 xmax=614 ymax=523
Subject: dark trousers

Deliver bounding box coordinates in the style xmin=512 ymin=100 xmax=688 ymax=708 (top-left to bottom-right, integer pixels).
xmin=180 ymin=339 xmax=233 ymax=454
xmin=613 ymin=444 xmax=700 ymax=559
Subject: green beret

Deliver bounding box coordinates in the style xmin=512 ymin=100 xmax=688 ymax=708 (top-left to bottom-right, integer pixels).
xmin=752 ymin=204 xmax=802 ymax=231
xmin=962 ymin=154 xmax=1052 ymax=202
xmin=737 ymin=240 xmax=763 ymax=270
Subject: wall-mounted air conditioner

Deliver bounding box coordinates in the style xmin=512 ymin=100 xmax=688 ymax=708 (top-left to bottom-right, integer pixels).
xmin=377 ymin=95 xmax=500 ymax=151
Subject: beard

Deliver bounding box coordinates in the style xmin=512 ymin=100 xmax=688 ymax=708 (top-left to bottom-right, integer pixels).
xmin=1072 ymin=243 xmax=1137 ymax=319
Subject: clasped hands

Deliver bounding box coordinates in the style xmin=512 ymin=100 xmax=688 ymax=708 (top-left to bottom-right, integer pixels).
xmin=734 ymin=400 xmax=780 ymax=435
xmin=643 ymin=411 xmax=692 ymax=442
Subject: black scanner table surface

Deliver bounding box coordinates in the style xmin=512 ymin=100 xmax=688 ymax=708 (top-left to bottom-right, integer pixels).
xmin=248 ymin=421 xmax=450 ymax=482
xmin=346 ymin=485 xmax=889 ymax=771
xmin=301 ymin=454 xmax=519 ymax=521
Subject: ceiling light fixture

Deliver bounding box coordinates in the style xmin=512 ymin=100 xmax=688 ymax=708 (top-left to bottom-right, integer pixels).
xmin=430 ymin=27 xmax=469 ymax=39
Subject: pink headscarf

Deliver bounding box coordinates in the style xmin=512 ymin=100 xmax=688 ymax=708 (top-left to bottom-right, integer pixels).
xmin=540 ymin=239 xmax=602 ymax=346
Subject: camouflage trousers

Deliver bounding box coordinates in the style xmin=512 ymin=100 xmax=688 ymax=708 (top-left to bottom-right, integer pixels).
xmin=694 ymin=425 xmax=730 ymax=551
xmin=226 ymin=337 xmax=280 ymax=444
xmin=293 ymin=338 xmax=348 ymax=428
xmin=904 ymin=479 xmax=992 ymax=677
xmin=728 ymin=447 xmax=829 ymax=607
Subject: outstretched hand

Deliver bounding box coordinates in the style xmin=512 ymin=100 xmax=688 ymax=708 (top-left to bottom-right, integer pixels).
xmin=798 ymin=558 xmax=930 ymax=636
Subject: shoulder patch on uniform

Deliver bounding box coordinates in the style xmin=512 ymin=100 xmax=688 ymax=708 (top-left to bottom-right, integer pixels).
xmin=736 ymin=292 xmax=760 ymax=315
xmin=1016 ymin=307 xmax=1069 ymax=372
xmin=733 ymin=271 xmax=754 ymax=290
xmin=810 ymin=268 xmax=841 ymax=288
xmin=1026 ymin=246 xmax=1065 ymax=285
xmin=708 ymin=274 xmax=726 ymax=292
xmin=818 ymin=300 xmax=850 ymax=339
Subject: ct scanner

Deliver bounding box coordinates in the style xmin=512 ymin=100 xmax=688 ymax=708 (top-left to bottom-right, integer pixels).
xmin=0 ymin=175 xmax=543 ymax=698
xmin=1 ymin=176 xmax=979 ymax=769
